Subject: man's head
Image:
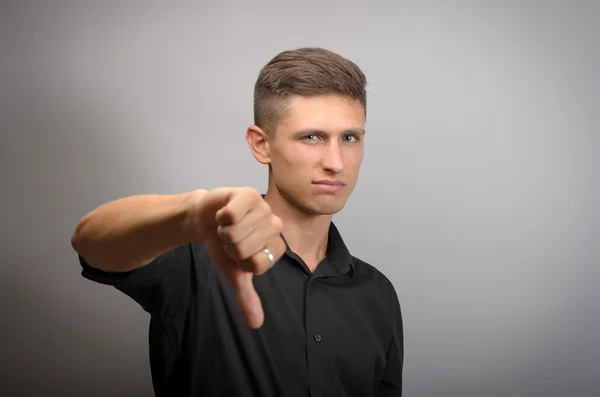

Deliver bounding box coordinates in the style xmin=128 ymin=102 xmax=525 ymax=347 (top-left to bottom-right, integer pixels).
xmin=246 ymin=47 xmax=367 ymax=216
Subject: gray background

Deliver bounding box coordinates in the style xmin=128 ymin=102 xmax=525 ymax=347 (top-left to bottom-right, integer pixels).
xmin=1 ymin=1 xmax=599 ymax=396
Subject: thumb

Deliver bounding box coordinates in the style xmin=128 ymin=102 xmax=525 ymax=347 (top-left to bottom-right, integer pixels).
xmin=199 ymin=188 xmax=233 ymax=230
xmin=207 ymin=188 xmax=233 ymax=214
xmin=232 ymin=271 xmax=264 ymax=329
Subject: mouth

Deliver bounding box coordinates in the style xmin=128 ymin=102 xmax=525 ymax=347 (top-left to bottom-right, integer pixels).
xmin=312 ymin=180 xmax=346 ymax=192
xmin=313 ymin=180 xmax=345 ymax=186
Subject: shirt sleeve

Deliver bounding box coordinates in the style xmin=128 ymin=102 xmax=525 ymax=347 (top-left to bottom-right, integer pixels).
xmin=376 ymin=282 xmax=404 ymax=396
xmin=78 ymin=242 xmax=211 ymax=317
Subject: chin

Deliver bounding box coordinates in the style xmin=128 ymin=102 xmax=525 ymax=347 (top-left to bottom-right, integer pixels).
xmin=308 ymin=196 xmax=348 ymax=216
xmin=279 ymin=185 xmax=350 ymax=215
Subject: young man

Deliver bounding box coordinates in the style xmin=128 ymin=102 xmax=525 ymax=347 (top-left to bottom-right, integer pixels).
xmin=71 ymin=47 xmax=403 ymax=396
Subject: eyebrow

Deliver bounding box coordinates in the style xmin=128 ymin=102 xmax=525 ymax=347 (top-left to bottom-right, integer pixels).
xmin=293 ymin=128 xmax=366 ymax=137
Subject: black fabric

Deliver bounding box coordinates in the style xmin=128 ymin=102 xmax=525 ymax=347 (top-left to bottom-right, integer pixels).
xmin=79 ymin=222 xmax=403 ymax=396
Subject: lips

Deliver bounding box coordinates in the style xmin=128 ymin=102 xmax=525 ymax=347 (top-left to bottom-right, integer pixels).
xmin=313 ymin=180 xmax=345 ymax=186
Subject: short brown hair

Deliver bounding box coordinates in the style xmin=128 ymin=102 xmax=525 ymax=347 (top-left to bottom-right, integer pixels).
xmin=253 ymin=47 xmax=367 ymax=134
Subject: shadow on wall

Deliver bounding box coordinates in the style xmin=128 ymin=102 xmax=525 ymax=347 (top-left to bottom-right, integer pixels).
xmin=1 ymin=68 xmax=156 ymax=396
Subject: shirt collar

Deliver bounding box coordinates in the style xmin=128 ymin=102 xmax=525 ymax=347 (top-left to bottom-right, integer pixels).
xmin=278 ymin=219 xmax=354 ymax=278
xmin=324 ymin=221 xmax=355 ymax=277
xmin=261 ymin=194 xmax=354 ymax=277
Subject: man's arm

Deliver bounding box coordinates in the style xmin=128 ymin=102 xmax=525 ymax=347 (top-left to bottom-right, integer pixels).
xmin=71 ymin=190 xmax=207 ymax=273
xmin=71 ymin=186 xmax=286 ymax=328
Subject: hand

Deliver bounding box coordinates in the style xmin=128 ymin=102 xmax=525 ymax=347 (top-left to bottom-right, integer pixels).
xmin=190 ymin=187 xmax=285 ymax=328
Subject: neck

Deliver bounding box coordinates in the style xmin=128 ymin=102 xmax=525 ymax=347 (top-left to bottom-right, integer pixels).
xmin=264 ymin=186 xmax=331 ymax=271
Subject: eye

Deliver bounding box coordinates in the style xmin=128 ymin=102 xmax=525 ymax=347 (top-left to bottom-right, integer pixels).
xmin=302 ymin=134 xmax=319 ymax=141
xmin=344 ymin=135 xmax=359 ymax=143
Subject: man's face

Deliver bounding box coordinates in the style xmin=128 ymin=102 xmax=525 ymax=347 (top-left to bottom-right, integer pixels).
xmin=269 ymin=94 xmax=365 ymax=216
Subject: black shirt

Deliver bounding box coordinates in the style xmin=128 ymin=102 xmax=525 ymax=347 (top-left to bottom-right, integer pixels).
xmin=79 ymin=222 xmax=403 ymax=396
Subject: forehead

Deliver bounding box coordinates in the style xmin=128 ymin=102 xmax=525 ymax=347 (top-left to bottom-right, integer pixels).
xmin=276 ymin=94 xmax=365 ymax=134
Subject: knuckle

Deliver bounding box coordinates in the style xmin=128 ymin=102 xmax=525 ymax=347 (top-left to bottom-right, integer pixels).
xmin=260 ymin=204 xmax=273 ymax=217
xmin=244 ymin=187 xmax=261 ymax=201
xmin=271 ymin=215 xmax=283 ymax=231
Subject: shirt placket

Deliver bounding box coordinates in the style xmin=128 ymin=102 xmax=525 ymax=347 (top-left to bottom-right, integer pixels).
xmin=305 ymin=272 xmax=335 ymax=397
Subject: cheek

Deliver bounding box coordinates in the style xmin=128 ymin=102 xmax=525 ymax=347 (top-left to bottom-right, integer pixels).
xmin=273 ymin=149 xmax=307 ymax=177
xmin=345 ymin=149 xmax=364 ymax=170
xmin=281 ymin=146 xmax=319 ymax=168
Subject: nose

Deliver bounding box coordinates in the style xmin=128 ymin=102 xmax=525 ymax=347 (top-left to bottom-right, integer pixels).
xmin=321 ymin=141 xmax=344 ymax=174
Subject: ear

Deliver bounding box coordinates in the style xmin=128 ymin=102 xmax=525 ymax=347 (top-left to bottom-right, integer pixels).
xmin=246 ymin=125 xmax=271 ymax=165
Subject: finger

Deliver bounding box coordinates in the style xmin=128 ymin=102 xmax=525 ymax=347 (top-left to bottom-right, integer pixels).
xmin=215 ymin=188 xmax=261 ymax=226
xmin=216 ymin=204 xmax=271 ymax=244
xmin=231 ymin=271 xmax=264 ymax=329
xmin=220 ymin=219 xmax=280 ymax=262
xmin=238 ymin=233 xmax=287 ymax=275
xmin=220 ymin=213 xmax=282 ymax=262
xmin=198 ymin=188 xmax=234 ymax=232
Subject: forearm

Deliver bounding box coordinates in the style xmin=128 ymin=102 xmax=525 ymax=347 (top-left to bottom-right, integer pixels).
xmin=71 ymin=190 xmax=206 ymax=272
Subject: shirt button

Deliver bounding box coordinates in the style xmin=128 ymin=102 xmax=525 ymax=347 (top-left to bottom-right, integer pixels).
xmin=314 ymin=334 xmax=322 ymax=342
